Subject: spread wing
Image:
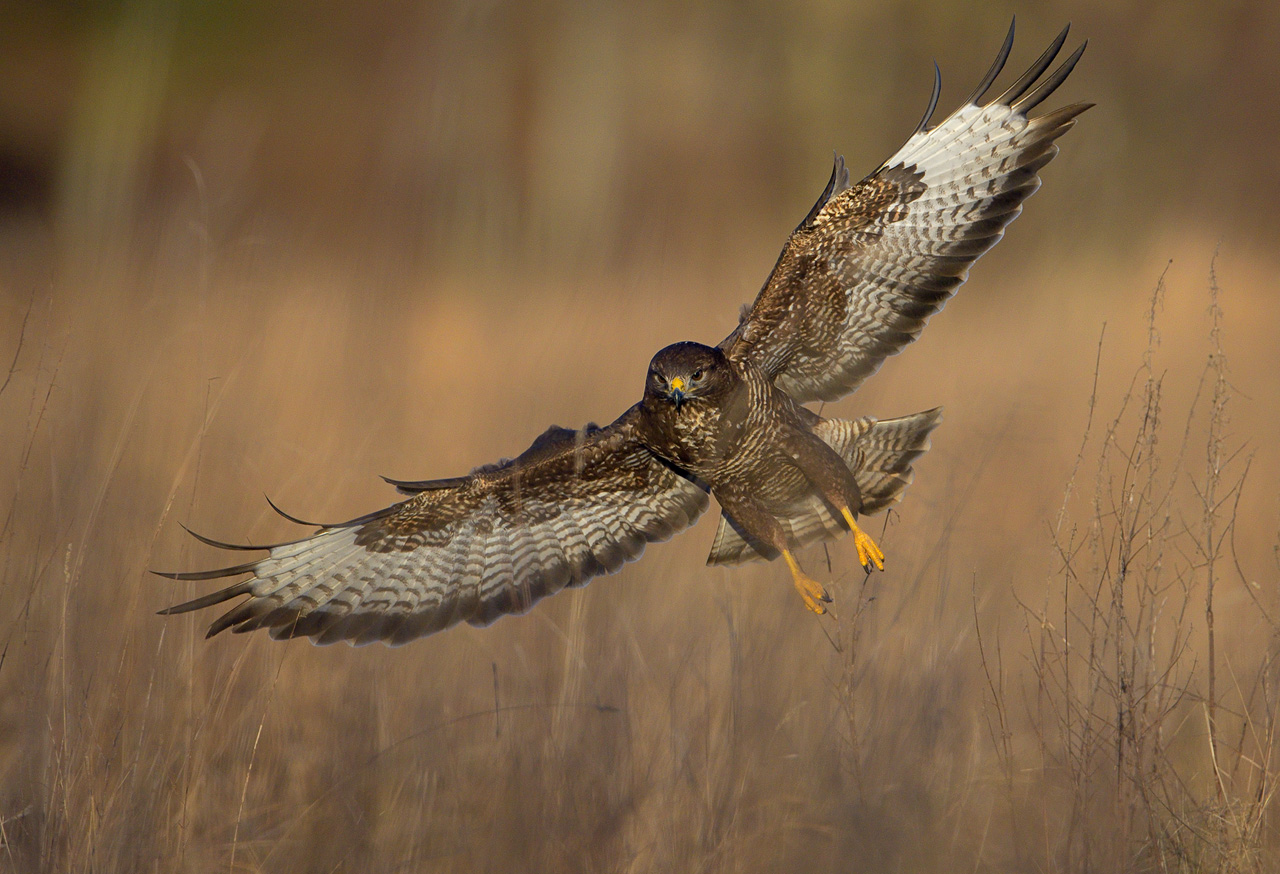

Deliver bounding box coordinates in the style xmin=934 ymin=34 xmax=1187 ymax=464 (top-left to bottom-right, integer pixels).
xmin=720 ymin=21 xmax=1091 ymax=403
xmin=157 ymin=406 xmax=708 ymax=646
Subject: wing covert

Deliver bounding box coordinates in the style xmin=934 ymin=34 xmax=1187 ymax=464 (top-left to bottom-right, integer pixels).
xmin=721 ymin=21 xmax=1090 ymax=403
xmin=157 ymin=407 xmax=708 ymax=645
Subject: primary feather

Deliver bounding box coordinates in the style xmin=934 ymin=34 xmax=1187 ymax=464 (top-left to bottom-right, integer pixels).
xmin=159 ymin=411 xmax=708 ymax=645
xmin=721 ymin=20 xmax=1091 ymax=403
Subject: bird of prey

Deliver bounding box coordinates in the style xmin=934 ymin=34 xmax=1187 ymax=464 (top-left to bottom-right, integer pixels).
xmin=159 ymin=22 xmax=1089 ymax=646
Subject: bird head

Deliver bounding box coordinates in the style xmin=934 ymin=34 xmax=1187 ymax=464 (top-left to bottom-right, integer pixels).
xmin=644 ymin=342 xmax=731 ymax=410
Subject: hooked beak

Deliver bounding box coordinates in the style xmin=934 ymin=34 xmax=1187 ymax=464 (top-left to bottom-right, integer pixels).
xmin=667 ymin=376 xmax=686 ymax=407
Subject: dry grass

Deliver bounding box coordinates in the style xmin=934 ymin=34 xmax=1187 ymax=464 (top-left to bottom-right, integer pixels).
xmin=993 ymin=261 xmax=1279 ymax=873
xmin=1 ymin=228 xmax=1277 ymax=872
xmin=2 ymin=4 xmax=1280 ymax=871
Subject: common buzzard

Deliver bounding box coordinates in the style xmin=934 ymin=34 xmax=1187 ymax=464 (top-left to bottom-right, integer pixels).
xmin=159 ymin=22 xmax=1089 ymax=645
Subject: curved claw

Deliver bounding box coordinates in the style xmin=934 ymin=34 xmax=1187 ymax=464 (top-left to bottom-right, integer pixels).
xmin=782 ymin=549 xmax=832 ymax=614
xmin=841 ymin=508 xmax=885 ymax=571
xmin=854 ymin=527 xmax=885 ymax=572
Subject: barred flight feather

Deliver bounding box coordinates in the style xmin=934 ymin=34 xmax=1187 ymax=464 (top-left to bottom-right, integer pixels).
xmin=721 ymin=20 xmax=1090 ymax=404
xmin=159 ymin=407 xmax=709 ymax=645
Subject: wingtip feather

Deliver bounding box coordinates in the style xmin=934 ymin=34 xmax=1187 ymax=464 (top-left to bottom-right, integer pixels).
xmin=964 ymin=17 xmax=1017 ymax=106
xmin=1011 ymin=40 xmax=1088 ymax=114
xmin=264 ymin=493 xmax=329 ymax=528
xmin=178 ymin=522 xmax=280 ymax=552
xmin=912 ymin=62 xmax=943 ymax=136
xmin=991 ymin=23 xmax=1070 ymax=108
xmin=151 ymin=560 xmax=260 ymax=582
xmin=157 ymin=580 xmax=254 ymax=617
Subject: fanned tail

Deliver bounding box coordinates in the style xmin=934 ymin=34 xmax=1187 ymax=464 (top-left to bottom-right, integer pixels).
xmin=839 ymin=407 xmax=943 ymax=514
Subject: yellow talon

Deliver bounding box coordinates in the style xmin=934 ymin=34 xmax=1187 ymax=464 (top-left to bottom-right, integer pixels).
xmin=841 ymin=507 xmax=885 ymax=571
xmin=782 ymin=549 xmax=831 ymax=614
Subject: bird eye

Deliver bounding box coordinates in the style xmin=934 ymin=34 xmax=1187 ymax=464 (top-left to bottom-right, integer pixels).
xmin=692 ymin=369 xmax=704 ymax=381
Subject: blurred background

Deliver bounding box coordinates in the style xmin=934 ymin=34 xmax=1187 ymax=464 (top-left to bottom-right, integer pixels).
xmin=2 ymin=1 xmax=1278 ymax=871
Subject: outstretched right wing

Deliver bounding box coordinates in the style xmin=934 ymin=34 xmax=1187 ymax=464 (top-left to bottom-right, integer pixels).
xmin=157 ymin=406 xmax=708 ymax=646
xmin=721 ymin=21 xmax=1090 ymax=403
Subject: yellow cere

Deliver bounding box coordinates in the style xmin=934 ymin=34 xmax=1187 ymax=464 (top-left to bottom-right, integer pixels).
xmin=670 ymin=377 xmax=686 ymax=391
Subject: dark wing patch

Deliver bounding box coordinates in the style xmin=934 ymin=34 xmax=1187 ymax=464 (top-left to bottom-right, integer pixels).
xmin=721 ymin=21 xmax=1090 ymax=403
xmin=157 ymin=408 xmax=708 ymax=646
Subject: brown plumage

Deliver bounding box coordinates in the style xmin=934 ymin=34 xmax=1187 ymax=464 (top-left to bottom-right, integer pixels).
xmin=158 ymin=21 xmax=1089 ymax=644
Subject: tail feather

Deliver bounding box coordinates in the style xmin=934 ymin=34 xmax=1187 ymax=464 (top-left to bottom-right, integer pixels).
xmin=839 ymin=407 xmax=943 ymax=514
xmin=706 ymin=408 xmax=942 ymax=566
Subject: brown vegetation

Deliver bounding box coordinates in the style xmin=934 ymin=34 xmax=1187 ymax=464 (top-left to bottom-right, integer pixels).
xmin=2 ymin=2 xmax=1278 ymax=871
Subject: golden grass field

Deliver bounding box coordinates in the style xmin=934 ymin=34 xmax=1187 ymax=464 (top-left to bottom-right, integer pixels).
xmin=2 ymin=2 xmax=1279 ymax=871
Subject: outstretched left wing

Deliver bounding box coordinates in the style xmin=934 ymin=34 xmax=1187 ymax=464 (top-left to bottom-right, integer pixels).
xmin=157 ymin=406 xmax=708 ymax=646
xmin=721 ymin=21 xmax=1090 ymax=403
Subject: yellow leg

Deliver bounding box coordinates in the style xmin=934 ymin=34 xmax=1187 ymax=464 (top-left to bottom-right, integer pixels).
xmin=782 ymin=549 xmax=831 ymax=614
xmin=841 ymin=508 xmax=885 ymax=571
